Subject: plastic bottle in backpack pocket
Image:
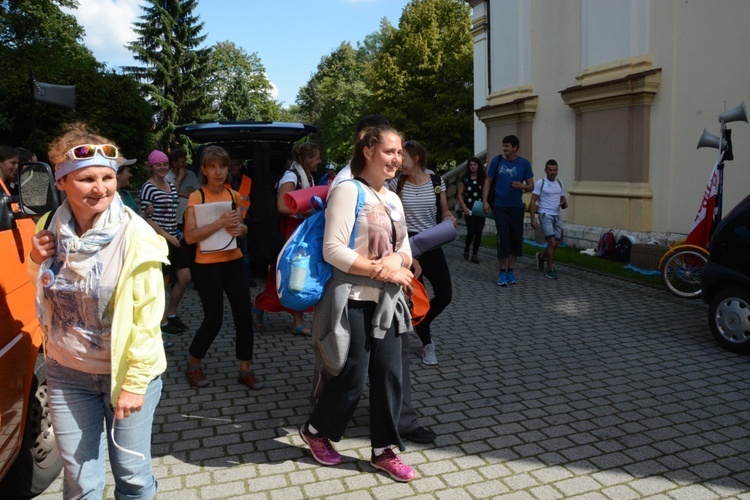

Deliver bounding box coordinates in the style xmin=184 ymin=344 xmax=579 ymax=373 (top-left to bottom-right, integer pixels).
xmin=289 ymin=244 xmax=310 ymax=292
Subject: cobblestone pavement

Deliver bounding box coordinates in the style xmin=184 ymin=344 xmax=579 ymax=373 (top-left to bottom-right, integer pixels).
xmin=37 ymin=241 xmax=750 ymax=499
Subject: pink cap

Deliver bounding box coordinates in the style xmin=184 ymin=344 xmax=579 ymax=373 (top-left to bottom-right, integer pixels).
xmin=147 ymin=149 xmax=169 ymax=166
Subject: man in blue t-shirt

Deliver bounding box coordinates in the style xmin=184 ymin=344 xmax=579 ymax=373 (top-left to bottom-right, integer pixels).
xmin=482 ymin=135 xmax=534 ymax=286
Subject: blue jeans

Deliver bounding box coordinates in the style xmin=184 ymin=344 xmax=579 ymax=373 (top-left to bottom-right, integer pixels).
xmin=47 ymin=360 xmax=161 ymax=499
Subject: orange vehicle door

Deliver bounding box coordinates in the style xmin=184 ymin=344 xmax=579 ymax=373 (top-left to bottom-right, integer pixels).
xmin=0 ymin=185 xmax=42 ymax=478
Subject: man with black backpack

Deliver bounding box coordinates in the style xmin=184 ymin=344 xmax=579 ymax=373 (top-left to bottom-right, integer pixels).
xmin=529 ymin=159 xmax=568 ymax=279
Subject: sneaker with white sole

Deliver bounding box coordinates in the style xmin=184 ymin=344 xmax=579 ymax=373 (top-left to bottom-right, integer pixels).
xmin=507 ymin=270 xmax=518 ymax=284
xmin=497 ymin=271 xmax=508 ymax=286
xmin=299 ymin=423 xmax=343 ymax=466
xmin=545 ymin=269 xmax=558 ymax=279
xmin=371 ymin=448 xmax=417 ymax=482
xmin=422 ymin=342 xmax=438 ymax=365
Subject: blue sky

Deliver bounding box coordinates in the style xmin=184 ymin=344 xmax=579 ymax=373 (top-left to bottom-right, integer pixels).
xmin=68 ymin=0 xmax=412 ymax=106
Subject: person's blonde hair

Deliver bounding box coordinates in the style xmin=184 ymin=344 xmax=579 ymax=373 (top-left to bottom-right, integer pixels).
xmin=47 ymin=123 xmax=119 ymax=172
xmin=291 ymin=142 xmax=319 ymax=165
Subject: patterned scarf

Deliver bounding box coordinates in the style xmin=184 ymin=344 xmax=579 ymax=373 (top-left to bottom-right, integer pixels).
xmin=46 ymin=194 xmax=125 ymax=286
xmin=36 ymin=193 xmax=127 ymax=328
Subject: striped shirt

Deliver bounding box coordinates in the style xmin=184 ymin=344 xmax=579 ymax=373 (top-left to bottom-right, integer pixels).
xmin=139 ymin=181 xmax=179 ymax=236
xmin=388 ymin=177 xmax=445 ymax=234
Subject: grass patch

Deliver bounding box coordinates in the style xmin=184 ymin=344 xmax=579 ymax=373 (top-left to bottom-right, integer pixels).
xmin=474 ymin=234 xmax=663 ymax=287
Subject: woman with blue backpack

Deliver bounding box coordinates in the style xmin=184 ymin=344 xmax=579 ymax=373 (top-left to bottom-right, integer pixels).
xmin=299 ymin=125 xmax=418 ymax=482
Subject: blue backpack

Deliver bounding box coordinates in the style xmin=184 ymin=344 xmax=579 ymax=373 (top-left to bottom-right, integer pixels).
xmin=276 ymin=180 xmax=365 ymax=311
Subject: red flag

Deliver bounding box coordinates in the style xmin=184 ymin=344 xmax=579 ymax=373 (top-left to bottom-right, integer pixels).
xmin=685 ymin=158 xmax=721 ymax=247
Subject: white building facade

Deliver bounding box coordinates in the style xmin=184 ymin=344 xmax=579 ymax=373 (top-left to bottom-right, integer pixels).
xmin=468 ymin=0 xmax=750 ymax=244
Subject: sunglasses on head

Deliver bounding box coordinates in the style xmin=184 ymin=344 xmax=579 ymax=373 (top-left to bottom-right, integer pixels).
xmin=66 ymin=144 xmax=119 ymax=160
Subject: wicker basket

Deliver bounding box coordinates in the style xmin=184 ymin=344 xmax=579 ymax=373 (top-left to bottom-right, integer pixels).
xmin=630 ymin=244 xmax=669 ymax=270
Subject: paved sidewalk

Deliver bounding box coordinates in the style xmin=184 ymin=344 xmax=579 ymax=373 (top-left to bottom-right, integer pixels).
xmin=38 ymin=242 xmax=750 ymax=499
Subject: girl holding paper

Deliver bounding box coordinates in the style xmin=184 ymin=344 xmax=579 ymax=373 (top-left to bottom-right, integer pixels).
xmin=183 ymin=146 xmax=263 ymax=390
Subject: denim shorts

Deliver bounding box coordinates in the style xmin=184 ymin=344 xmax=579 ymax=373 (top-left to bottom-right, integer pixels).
xmin=539 ymin=213 xmax=562 ymax=241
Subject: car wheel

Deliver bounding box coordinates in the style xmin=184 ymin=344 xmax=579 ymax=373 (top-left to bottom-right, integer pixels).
xmin=0 ymin=354 xmax=62 ymax=498
xmin=709 ymin=286 xmax=750 ymax=354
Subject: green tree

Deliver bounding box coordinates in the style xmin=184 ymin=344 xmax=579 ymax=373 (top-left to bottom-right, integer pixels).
xmin=296 ymin=42 xmax=374 ymax=165
xmin=127 ymin=0 xmax=210 ymax=150
xmin=0 ymin=0 xmax=94 ymax=144
xmin=205 ymin=41 xmax=281 ymax=121
xmin=0 ymin=0 xmax=153 ymax=162
xmin=368 ymin=0 xmax=473 ymax=170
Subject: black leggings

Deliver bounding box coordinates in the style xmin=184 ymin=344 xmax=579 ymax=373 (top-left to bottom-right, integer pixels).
xmin=463 ymin=214 xmax=486 ymax=255
xmin=414 ymin=246 xmax=452 ymax=346
xmin=189 ymin=258 xmax=254 ymax=361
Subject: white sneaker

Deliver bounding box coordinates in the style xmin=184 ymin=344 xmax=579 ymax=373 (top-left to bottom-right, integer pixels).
xmin=422 ymin=342 xmax=438 ymax=365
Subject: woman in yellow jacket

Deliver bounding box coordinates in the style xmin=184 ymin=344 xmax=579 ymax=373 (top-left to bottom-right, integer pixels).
xmin=29 ymin=123 xmax=168 ymax=499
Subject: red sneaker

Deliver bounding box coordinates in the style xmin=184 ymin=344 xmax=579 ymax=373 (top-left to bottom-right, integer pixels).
xmin=370 ymin=448 xmax=416 ymax=482
xmin=299 ymin=424 xmax=343 ymax=466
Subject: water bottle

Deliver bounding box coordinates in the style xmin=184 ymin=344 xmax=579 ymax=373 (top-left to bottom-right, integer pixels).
xmin=289 ymin=244 xmax=310 ymax=292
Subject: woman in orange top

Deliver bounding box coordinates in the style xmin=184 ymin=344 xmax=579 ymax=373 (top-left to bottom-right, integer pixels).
xmin=183 ymin=146 xmax=263 ymax=390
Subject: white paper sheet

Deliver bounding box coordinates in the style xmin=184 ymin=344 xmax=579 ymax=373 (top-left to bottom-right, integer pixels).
xmin=194 ymin=201 xmax=237 ymax=252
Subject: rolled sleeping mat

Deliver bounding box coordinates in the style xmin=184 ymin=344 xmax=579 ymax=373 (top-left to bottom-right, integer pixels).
xmin=409 ymin=219 xmax=458 ymax=258
xmin=283 ymin=185 xmax=330 ymax=215
xmin=471 ymin=200 xmax=494 ymax=219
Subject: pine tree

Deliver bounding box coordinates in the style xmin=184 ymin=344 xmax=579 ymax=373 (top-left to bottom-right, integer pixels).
xmin=126 ymin=0 xmax=210 ymax=149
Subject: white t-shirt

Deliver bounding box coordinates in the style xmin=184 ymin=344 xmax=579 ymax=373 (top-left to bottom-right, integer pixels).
xmin=532 ymin=178 xmax=564 ymax=215
xmin=327 ymin=163 xmax=353 ymax=199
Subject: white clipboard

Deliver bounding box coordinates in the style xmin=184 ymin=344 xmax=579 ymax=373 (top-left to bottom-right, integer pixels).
xmin=194 ymin=201 xmax=237 ymax=252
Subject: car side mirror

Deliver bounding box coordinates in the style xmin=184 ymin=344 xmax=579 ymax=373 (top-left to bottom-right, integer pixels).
xmin=18 ymin=162 xmax=59 ymax=217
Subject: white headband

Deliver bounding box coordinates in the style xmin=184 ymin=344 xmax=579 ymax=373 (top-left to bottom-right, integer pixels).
xmin=55 ymin=153 xmax=119 ymax=180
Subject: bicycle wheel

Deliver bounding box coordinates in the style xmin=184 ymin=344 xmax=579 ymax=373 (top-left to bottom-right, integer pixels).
xmin=661 ymin=247 xmax=709 ymax=299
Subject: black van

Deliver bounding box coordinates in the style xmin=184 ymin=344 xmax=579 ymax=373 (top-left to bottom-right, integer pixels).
xmin=702 ymin=194 xmax=750 ymax=354
xmin=175 ymin=121 xmax=317 ymax=273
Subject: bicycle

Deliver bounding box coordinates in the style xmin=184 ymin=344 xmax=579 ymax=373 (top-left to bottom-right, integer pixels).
xmin=659 ymin=101 xmax=747 ymax=299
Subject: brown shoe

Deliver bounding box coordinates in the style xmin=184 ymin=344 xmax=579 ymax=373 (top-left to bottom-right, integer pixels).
xmin=238 ymin=370 xmax=265 ymax=390
xmin=186 ymin=366 xmax=209 ymax=387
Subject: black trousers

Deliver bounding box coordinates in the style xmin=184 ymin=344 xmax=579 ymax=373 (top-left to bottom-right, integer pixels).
xmin=463 ymin=214 xmax=486 ymax=255
xmin=309 ymin=300 xmax=404 ymax=450
xmin=189 ymin=258 xmax=255 ymax=361
xmin=414 ymin=246 xmax=452 ymax=346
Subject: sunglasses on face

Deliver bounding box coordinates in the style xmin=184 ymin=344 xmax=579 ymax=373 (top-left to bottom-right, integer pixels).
xmin=66 ymin=144 xmax=119 ymax=160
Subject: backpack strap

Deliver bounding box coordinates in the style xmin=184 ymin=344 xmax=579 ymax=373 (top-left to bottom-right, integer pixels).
xmin=349 ymin=180 xmax=366 ymax=248
xmin=429 ymin=173 xmax=443 ymax=223
xmin=41 ymin=206 xmax=59 ymax=231
xmin=182 ymin=188 xmax=205 ymax=226
xmin=228 ymin=188 xmax=238 ymax=209
xmin=291 ymin=168 xmax=302 ymax=190
xmin=538 ymin=178 xmax=563 ymax=197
